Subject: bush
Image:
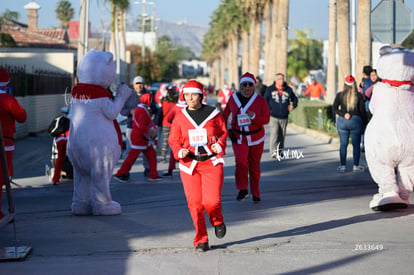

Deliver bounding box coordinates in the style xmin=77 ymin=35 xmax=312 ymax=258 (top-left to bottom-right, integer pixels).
xmin=289 ymin=99 xmax=337 ymax=137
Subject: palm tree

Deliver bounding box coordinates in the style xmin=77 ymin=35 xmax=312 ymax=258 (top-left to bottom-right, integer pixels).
xmin=356 ymin=0 xmax=371 ymax=85
xmin=107 ymin=0 xmax=129 ymax=83
xmin=276 ymin=0 xmax=289 ymax=77
xmin=55 ymin=0 xmax=74 ymax=29
xmin=287 ymin=29 xmax=323 ymax=81
xmin=326 ymin=0 xmax=337 ymax=103
xmin=263 ymin=0 xmax=273 ymax=84
xmin=337 ymin=0 xmax=351 ymax=85
xmin=265 ymin=0 xmax=279 ymax=85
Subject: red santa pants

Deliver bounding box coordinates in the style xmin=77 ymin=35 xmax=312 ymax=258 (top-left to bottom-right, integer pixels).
xmin=115 ymin=146 xmax=159 ymax=179
xmin=232 ymin=141 xmax=264 ymax=198
xmin=168 ymin=151 xmax=176 ymax=170
xmin=180 ymin=161 xmax=224 ymax=247
xmin=52 ymin=139 xmax=67 ymax=183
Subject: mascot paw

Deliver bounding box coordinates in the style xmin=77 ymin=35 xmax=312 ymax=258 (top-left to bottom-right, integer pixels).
xmin=369 ymin=191 xmax=409 ymax=211
xmin=92 ymin=201 xmax=122 ymax=216
xmin=72 ymin=202 xmax=93 ymax=216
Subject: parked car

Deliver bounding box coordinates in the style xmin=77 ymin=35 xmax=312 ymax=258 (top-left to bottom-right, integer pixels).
xmin=148 ymin=82 xmax=170 ymax=94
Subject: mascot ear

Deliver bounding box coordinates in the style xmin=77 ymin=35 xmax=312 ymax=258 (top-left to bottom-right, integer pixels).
xmin=104 ymin=52 xmax=114 ymax=65
xmin=379 ymin=45 xmax=393 ymax=56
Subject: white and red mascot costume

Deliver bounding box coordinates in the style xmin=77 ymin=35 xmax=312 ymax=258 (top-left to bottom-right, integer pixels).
xmin=223 ymin=72 xmax=270 ymax=201
xmin=114 ymin=93 xmax=160 ymax=180
xmin=217 ymin=84 xmax=233 ymax=111
xmin=365 ymin=46 xmax=414 ymax=211
xmin=68 ymin=50 xmax=132 ymax=215
xmin=169 ymin=80 xmax=228 ymax=249
xmin=0 ymin=68 xmax=27 ymax=219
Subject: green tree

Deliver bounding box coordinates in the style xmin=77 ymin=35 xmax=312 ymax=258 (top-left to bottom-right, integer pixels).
xmin=2 ymin=9 xmax=20 ymax=21
xmin=155 ymin=35 xmax=196 ymax=82
xmin=55 ymin=0 xmax=74 ymax=29
xmin=287 ymin=29 xmax=323 ymax=80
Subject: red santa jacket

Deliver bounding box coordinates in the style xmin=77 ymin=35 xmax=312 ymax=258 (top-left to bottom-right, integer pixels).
xmin=223 ymin=92 xmax=270 ymax=146
xmin=161 ymin=101 xmax=177 ymax=127
xmin=169 ymin=107 xmax=228 ymax=175
xmin=0 ymin=90 xmax=27 ymax=149
xmin=131 ymin=103 xmax=157 ymax=150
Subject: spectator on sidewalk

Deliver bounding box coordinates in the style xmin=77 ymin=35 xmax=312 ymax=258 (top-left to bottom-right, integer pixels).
xmin=264 ymin=73 xmax=298 ymax=159
xmin=223 ymin=72 xmax=270 ymax=202
xmin=332 ymin=75 xmax=368 ymax=173
xmin=169 ymin=80 xmax=228 ymax=252
xmin=0 ymin=68 xmax=27 ymax=220
xmin=304 ymin=77 xmax=326 ymax=100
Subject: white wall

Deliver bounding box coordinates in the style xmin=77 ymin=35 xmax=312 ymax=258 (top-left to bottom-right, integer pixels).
xmin=0 ymin=48 xmax=76 ymax=74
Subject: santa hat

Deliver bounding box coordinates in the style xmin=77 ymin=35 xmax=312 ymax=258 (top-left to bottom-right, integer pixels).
xmin=182 ymin=80 xmax=204 ymax=94
xmin=344 ymin=75 xmax=355 ymax=86
xmin=239 ymin=72 xmax=257 ymax=84
xmin=0 ymin=68 xmax=10 ymax=87
xmin=140 ymin=93 xmax=151 ymax=106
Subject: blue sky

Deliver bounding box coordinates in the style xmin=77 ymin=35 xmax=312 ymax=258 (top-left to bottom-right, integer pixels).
xmin=2 ymin=0 xmax=414 ymax=40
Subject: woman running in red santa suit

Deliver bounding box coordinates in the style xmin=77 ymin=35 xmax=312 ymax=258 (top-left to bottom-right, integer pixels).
xmin=223 ymin=72 xmax=270 ymax=202
xmin=169 ymin=80 xmax=228 ymax=252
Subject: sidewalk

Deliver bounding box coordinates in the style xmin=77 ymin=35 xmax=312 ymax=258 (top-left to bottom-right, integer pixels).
xmin=1 ymin=126 xmax=413 ymax=275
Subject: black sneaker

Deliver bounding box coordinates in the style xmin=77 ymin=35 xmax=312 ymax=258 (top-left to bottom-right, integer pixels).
xmin=236 ymin=190 xmax=249 ymax=201
xmin=113 ymin=173 xmax=129 ymax=183
xmin=195 ymin=242 xmax=209 ymax=252
xmin=143 ymin=168 xmax=150 ymax=177
xmin=215 ymin=223 xmax=226 ymax=239
xmin=253 ymin=196 xmax=261 ymax=203
xmin=162 ymin=169 xmax=173 ymax=177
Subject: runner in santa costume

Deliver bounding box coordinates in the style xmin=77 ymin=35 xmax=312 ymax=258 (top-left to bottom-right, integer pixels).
xmin=114 ymin=93 xmax=161 ymax=182
xmin=217 ymin=84 xmax=233 ymax=111
xmin=51 ymin=128 xmax=70 ymax=185
xmin=169 ymin=80 xmax=228 ymax=252
xmin=223 ymin=72 xmax=270 ymax=202
xmin=0 ymin=68 xmax=27 ymax=219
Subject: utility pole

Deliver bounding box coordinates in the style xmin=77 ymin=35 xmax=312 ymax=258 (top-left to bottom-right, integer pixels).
xmin=135 ymin=0 xmax=154 ymax=61
xmin=77 ymin=0 xmax=89 ymax=67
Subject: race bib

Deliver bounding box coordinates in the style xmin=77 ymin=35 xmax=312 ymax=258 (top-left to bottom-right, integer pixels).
xmin=188 ymin=128 xmax=208 ymax=147
xmin=237 ymin=114 xmax=251 ymax=127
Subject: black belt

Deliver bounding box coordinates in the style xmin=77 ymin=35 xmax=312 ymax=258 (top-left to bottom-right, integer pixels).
xmin=187 ymin=152 xmax=216 ymax=161
xmin=3 ymin=136 xmax=14 ymax=141
xmin=232 ymin=127 xmax=262 ymax=136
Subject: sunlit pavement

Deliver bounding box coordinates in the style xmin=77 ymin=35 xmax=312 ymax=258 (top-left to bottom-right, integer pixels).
xmin=1 ymin=120 xmax=413 ymax=274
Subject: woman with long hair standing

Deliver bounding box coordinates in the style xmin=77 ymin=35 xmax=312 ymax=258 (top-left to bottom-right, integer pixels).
xmin=333 ymin=75 xmax=368 ymax=173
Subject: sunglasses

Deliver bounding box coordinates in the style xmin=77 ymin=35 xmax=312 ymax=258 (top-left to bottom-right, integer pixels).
xmin=242 ymin=82 xmax=254 ymax=87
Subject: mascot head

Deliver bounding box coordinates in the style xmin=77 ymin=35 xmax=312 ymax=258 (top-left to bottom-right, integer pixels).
xmin=77 ymin=49 xmax=116 ymax=88
xmin=376 ymin=46 xmax=414 ymax=82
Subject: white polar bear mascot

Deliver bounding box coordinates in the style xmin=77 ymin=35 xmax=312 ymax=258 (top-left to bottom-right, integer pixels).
xmin=365 ymin=46 xmax=414 ymax=211
xmin=68 ymin=49 xmax=132 ymax=215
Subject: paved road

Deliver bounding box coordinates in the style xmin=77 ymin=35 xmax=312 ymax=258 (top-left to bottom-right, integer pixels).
xmin=1 ymin=125 xmax=413 ymax=275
